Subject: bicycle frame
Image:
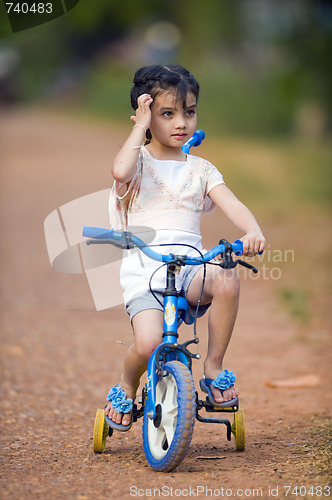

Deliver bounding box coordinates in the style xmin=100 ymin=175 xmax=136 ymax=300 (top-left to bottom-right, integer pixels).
xmin=145 ymin=262 xmax=197 ymax=419
xmin=83 ymin=226 xmax=249 ymax=421
xmin=88 ymin=131 xmax=251 ymax=468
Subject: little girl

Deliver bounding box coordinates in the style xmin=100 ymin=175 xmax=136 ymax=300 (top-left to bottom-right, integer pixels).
xmin=105 ymin=64 xmax=265 ymax=430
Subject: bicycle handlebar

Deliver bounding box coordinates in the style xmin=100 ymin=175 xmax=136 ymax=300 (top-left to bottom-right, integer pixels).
xmin=82 ymin=226 xmax=244 ymax=264
xmin=83 ymin=131 xmax=264 ymax=270
xmin=181 ymin=130 xmax=205 ymax=154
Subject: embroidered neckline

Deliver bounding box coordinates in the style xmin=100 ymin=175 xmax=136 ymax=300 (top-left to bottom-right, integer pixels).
xmin=141 ymin=145 xmax=188 ymax=164
xmin=141 ymin=146 xmax=192 ymax=196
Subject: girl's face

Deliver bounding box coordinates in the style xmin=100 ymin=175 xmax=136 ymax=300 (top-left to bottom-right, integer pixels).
xmin=148 ymin=89 xmax=197 ymax=155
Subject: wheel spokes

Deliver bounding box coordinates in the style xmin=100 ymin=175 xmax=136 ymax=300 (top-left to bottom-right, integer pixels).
xmin=148 ymin=423 xmax=168 ymax=453
xmin=148 ymin=373 xmax=178 ymax=459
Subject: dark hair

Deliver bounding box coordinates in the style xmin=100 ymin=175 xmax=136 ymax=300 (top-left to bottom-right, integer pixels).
xmin=130 ymin=64 xmax=199 ymax=140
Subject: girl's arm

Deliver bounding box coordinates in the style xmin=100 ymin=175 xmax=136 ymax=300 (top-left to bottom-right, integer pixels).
xmin=208 ymin=184 xmax=265 ymax=255
xmin=112 ymin=94 xmax=153 ymax=184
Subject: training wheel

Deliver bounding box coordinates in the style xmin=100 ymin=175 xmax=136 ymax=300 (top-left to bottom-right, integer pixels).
xmin=93 ymin=409 xmax=109 ymax=453
xmin=232 ymin=407 xmax=245 ymax=451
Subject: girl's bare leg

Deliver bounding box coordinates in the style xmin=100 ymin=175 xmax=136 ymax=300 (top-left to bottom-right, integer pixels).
xmin=105 ymin=309 xmax=163 ymax=426
xmin=186 ymin=266 xmax=240 ymax=403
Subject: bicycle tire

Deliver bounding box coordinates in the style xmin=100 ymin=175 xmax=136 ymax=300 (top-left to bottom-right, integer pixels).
xmin=142 ymin=360 xmax=196 ymax=472
xmin=93 ymin=409 xmax=109 ymax=453
xmin=232 ymin=407 xmax=245 ymax=451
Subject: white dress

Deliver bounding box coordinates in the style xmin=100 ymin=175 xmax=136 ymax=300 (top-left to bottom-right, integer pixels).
xmin=109 ymin=147 xmax=225 ymax=304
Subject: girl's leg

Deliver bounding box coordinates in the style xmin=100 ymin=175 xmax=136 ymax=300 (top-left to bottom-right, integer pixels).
xmin=186 ymin=266 xmax=240 ymax=403
xmin=105 ymin=308 xmax=163 ymax=426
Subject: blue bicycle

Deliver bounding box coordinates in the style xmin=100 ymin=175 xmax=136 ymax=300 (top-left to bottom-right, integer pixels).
xmin=83 ymin=226 xmax=259 ymax=472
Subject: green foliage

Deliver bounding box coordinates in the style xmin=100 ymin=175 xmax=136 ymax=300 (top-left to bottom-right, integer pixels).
xmin=1 ymin=1 xmax=331 ymax=136
xmin=80 ymin=66 xmax=132 ymax=119
xmin=306 ymin=416 xmax=332 ymax=473
xmin=197 ymin=66 xmax=303 ymax=136
xmin=206 ymin=136 xmax=332 ymax=214
xmin=278 ymin=287 xmax=310 ymax=323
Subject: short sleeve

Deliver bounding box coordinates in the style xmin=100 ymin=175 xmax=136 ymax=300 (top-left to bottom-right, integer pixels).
xmin=113 ymin=149 xmax=143 ymax=200
xmin=108 ymin=149 xmax=143 ymax=229
xmin=203 ymin=161 xmax=225 ymax=213
xmin=205 ymin=161 xmax=225 ymax=194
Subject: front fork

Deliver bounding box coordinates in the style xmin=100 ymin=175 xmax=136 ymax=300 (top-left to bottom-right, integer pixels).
xmin=144 ymin=262 xmax=197 ymax=420
xmin=137 ymin=260 xmax=203 ymax=421
xmin=144 ymin=337 xmax=200 ymax=420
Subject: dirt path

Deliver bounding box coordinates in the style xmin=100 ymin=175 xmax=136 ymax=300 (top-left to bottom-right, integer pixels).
xmin=0 ymin=109 xmax=331 ymax=500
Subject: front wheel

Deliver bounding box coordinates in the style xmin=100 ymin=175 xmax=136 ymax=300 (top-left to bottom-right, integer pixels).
xmin=142 ymin=360 xmax=196 ymax=472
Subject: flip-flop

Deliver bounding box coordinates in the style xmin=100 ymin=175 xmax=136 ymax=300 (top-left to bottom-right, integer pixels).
xmin=104 ymin=385 xmax=134 ymax=432
xmin=199 ymin=369 xmax=238 ymax=408
xmin=104 ymin=409 xmax=133 ymax=432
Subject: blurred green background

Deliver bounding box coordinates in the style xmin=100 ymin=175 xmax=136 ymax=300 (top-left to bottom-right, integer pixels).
xmin=0 ymin=0 xmax=331 ymax=138
xmin=0 ymin=0 xmax=331 ymax=326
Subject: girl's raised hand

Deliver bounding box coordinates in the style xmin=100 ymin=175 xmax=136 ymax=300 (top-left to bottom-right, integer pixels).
xmin=240 ymin=230 xmax=265 ymax=256
xmin=130 ymin=93 xmax=153 ymax=131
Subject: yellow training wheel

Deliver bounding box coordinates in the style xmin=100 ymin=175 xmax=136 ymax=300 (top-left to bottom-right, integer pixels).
xmin=232 ymin=407 xmax=245 ymax=451
xmin=93 ymin=409 xmax=109 ymax=453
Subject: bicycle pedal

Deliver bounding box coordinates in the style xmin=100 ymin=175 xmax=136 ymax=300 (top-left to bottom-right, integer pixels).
xmin=203 ymin=398 xmax=237 ymax=413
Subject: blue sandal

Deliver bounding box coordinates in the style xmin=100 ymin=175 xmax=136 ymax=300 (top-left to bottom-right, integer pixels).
xmin=199 ymin=369 xmax=238 ymax=408
xmin=104 ymin=385 xmax=134 ymax=432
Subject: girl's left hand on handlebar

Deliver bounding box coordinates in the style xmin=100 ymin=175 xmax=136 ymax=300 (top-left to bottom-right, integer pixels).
xmin=240 ymin=231 xmax=265 ymax=256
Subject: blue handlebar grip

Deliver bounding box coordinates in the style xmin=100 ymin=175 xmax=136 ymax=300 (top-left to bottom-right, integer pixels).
xmin=233 ymin=239 xmax=263 ymax=256
xmin=233 ymin=240 xmax=243 ymax=256
xmin=181 ymin=130 xmax=205 ymax=154
xmin=83 ymin=226 xmax=114 ymax=239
